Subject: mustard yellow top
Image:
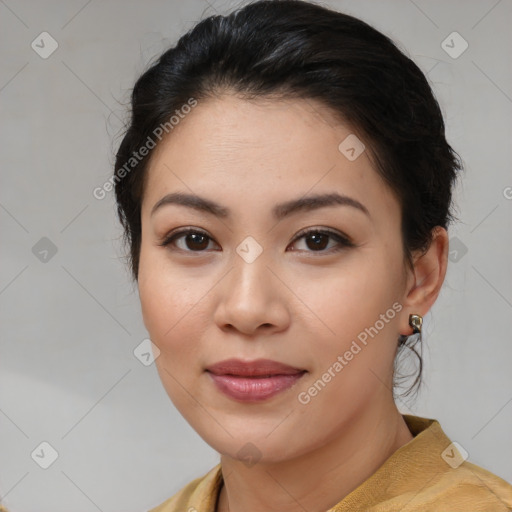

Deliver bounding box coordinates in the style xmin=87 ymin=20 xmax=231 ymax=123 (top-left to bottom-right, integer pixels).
xmin=148 ymin=415 xmax=512 ymax=512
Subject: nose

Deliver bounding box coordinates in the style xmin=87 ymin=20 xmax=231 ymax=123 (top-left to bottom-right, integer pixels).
xmin=213 ymin=254 xmax=290 ymax=336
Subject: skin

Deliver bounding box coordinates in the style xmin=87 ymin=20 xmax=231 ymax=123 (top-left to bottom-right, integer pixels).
xmin=137 ymin=94 xmax=449 ymax=512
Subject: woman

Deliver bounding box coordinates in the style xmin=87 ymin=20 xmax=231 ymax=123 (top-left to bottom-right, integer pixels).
xmin=112 ymin=1 xmax=512 ymax=511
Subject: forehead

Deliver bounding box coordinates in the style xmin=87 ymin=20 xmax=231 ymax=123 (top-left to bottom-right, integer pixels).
xmin=149 ymin=95 xmax=351 ymax=164
xmin=141 ymin=95 xmax=399 ymax=223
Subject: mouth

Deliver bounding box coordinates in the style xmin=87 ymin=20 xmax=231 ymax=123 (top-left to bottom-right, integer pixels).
xmin=205 ymin=358 xmax=305 ymax=376
xmin=205 ymin=358 xmax=307 ymax=402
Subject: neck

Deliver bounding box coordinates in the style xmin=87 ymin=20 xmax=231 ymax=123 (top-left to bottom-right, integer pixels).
xmin=216 ymin=403 xmax=413 ymax=512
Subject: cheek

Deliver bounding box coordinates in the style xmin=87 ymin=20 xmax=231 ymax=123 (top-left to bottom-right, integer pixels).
xmin=137 ymin=257 xmax=208 ymax=408
xmin=292 ymin=267 xmax=401 ymax=434
xmin=299 ymin=253 xmax=403 ymax=382
xmin=138 ymin=248 xmax=204 ymax=357
xmin=315 ymin=256 xmax=400 ymax=332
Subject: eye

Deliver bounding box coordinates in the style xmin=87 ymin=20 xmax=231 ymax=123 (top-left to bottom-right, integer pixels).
xmin=158 ymin=228 xmax=218 ymax=253
xmin=288 ymin=228 xmax=355 ymax=254
xmin=159 ymin=227 xmax=354 ymax=255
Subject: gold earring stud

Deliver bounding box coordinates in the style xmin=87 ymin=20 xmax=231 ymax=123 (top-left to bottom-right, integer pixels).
xmin=409 ymin=313 xmax=423 ymax=335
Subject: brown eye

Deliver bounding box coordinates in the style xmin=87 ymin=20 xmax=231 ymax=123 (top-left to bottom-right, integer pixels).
xmin=159 ymin=229 xmax=217 ymax=252
xmin=304 ymin=232 xmax=329 ymax=251
xmin=289 ymin=228 xmax=354 ymax=254
xmin=182 ymin=232 xmax=210 ymax=251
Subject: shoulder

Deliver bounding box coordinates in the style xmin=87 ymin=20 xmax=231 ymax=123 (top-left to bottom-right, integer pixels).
xmin=361 ymin=460 xmax=512 ymax=512
xmin=147 ymin=464 xmax=223 ymax=512
xmin=404 ymin=416 xmax=512 ymax=510
xmin=397 ymin=415 xmax=512 ymax=511
xmin=335 ymin=416 xmax=512 ymax=511
xmin=426 ymin=459 xmax=512 ymax=510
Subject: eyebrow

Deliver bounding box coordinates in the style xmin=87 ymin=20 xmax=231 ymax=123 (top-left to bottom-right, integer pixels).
xmin=150 ymin=191 xmax=370 ymax=220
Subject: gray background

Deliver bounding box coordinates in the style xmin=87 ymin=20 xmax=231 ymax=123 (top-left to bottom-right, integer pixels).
xmin=1 ymin=0 xmax=511 ymax=510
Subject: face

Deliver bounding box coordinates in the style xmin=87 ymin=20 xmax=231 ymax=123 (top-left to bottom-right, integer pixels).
xmin=138 ymin=95 xmax=411 ymax=463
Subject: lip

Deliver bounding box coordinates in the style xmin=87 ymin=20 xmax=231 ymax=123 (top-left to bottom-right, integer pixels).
xmin=206 ymin=358 xmax=305 ymax=376
xmin=205 ymin=358 xmax=307 ymax=402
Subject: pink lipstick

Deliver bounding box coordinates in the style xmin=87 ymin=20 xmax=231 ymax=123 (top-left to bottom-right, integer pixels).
xmin=205 ymin=358 xmax=306 ymax=402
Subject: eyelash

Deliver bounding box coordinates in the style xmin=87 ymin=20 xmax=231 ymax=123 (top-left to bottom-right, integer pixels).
xmin=158 ymin=227 xmax=355 ymax=255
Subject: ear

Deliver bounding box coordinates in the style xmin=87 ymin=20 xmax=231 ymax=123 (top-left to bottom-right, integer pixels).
xmin=399 ymin=226 xmax=449 ymax=336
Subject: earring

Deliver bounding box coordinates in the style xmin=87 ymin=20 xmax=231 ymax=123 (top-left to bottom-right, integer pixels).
xmin=408 ymin=313 xmax=423 ymax=344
